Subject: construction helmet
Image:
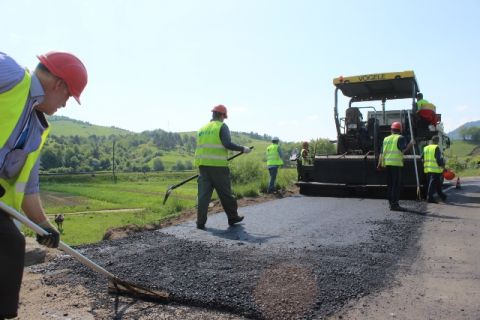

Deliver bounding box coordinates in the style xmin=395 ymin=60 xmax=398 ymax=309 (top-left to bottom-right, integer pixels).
xmin=37 ymin=51 xmax=88 ymax=104
xmin=211 ymin=104 xmax=228 ymax=118
xmin=272 ymin=136 xmax=279 ymax=142
xmin=391 ymin=122 xmax=402 ymax=131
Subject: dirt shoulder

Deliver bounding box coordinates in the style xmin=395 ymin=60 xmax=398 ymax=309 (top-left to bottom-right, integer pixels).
xmin=330 ymin=178 xmax=480 ymax=320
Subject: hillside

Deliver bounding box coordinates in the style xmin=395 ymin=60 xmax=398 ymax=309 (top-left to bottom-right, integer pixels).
xmin=447 ymin=120 xmax=480 ymax=140
xmin=40 ymin=116 xmax=310 ymax=173
xmin=47 ymin=116 xmax=132 ymax=137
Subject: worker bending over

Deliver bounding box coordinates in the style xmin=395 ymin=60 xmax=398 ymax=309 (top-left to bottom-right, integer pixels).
xmin=0 ymin=51 xmax=88 ymax=319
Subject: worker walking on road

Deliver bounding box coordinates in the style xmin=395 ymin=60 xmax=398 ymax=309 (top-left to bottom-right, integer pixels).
xmin=422 ymin=135 xmax=447 ymax=203
xmin=0 ymin=51 xmax=88 ymax=319
xmin=377 ymin=122 xmax=414 ymax=211
xmin=266 ymin=137 xmax=284 ymax=194
xmin=194 ymin=105 xmax=251 ymax=230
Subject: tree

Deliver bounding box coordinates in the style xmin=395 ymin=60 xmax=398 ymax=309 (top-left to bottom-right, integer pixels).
xmin=152 ymin=157 xmax=165 ymax=171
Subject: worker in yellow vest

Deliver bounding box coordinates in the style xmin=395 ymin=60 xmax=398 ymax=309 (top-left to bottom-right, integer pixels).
xmin=421 ymin=136 xmax=447 ymax=203
xmin=266 ymin=137 xmax=284 ymax=194
xmin=377 ymin=122 xmax=414 ymax=211
xmin=0 ymin=51 xmax=87 ymax=318
xmin=416 ymin=92 xmax=438 ymax=126
xmin=194 ymin=105 xmax=251 ymax=230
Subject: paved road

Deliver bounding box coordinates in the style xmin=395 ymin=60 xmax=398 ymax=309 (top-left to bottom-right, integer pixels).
xmin=33 ymin=179 xmax=480 ymax=319
xmin=162 ymin=195 xmax=419 ymax=249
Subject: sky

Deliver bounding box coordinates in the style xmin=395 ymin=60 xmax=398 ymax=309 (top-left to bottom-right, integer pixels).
xmin=2 ymin=0 xmax=480 ymax=142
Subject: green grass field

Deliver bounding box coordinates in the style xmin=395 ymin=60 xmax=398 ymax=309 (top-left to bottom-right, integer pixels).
xmin=34 ymin=168 xmax=296 ymax=245
xmin=445 ymin=140 xmax=480 ymax=177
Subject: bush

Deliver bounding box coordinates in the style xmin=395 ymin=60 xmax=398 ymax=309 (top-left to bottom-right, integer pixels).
xmin=230 ymin=158 xmax=263 ymax=184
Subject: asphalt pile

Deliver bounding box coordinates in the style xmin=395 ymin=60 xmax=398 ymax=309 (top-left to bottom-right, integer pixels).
xmin=33 ymin=201 xmax=425 ymax=319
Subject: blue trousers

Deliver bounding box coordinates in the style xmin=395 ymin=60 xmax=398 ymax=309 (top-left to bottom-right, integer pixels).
xmin=267 ymin=166 xmax=279 ymax=193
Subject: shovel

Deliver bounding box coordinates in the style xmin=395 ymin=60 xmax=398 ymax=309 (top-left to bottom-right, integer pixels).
xmin=163 ymin=146 xmax=254 ymax=205
xmin=0 ymin=201 xmax=169 ymax=302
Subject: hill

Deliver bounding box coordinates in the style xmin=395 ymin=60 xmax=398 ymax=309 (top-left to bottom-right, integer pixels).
xmin=447 ymin=120 xmax=480 ymax=140
xmin=47 ymin=116 xmax=132 ymax=137
xmin=40 ymin=116 xmax=309 ymax=173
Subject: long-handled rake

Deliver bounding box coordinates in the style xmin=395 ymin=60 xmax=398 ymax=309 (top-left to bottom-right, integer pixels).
xmin=407 ymin=110 xmax=422 ymax=200
xmin=0 ymin=201 xmax=170 ymax=302
xmin=163 ymin=146 xmax=254 ymax=205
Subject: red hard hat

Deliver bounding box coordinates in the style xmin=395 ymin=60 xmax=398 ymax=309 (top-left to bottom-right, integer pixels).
xmin=211 ymin=104 xmax=228 ymax=118
xmin=443 ymin=169 xmax=455 ymax=180
xmin=391 ymin=121 xmax=402 ymax=131
xmin=37 ymin=51 xmax=88 ymax=104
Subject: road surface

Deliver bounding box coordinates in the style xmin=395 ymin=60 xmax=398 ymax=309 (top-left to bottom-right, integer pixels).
xmin=18 ymin=178 xmax=480 ymax=319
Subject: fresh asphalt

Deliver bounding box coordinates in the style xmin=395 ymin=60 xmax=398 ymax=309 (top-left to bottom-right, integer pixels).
xmin=43 ymin=193 xmax=430 ymax=319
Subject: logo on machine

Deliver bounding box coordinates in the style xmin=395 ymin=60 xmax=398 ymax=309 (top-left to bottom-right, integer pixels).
xmin=357 ymin=73 xmax=386 ymax=82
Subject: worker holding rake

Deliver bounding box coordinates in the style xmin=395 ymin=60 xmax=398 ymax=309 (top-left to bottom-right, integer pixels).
xmin=0 ymin=51 xmax=87 ymax=319
xmin=194 ymin=105 xmax=251 ymax=230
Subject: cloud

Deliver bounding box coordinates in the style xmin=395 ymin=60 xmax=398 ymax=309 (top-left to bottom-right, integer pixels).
xmin=454 ymin=105 xmax=469 ymax=112
xmin=230 ymin=106 xmax=249 ymax=114
xmin=307 ymin=114 xmax=319 ymax=121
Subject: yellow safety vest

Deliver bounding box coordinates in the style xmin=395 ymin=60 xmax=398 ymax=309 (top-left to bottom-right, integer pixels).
xmin=300 ymin=148 xmax=309 ymax=165
xmin=382 ymin=134 xmax=403 ymax=167
xmin=0 ymin=71 xmax=50 ymax=210
xmin=195 ymin=120 xmax=228 ymax=167
xmin=417 ymin=99 xmax=436 ymax=112
xmin=266 ymin=144 xmax=283 ymax=166
xmin=423 ymin=144 xmax=442 ymax=173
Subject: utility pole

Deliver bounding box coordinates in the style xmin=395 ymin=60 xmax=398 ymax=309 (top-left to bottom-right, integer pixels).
xmin=112 ymin=139 xmax=117 ymax=184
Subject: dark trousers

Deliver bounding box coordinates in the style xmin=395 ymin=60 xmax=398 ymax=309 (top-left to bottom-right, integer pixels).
xmin=427 ymin=172 xmax=446 ymax=201
xmin=267 ymin=166 xmax=279 ymax=193
xmin=197 ymin=166 xmax=239 ymax=226
xmin=386 ymin=166 xmax=403 ymax=207
xmin=0 ymin=211 xmax=25 ymax=319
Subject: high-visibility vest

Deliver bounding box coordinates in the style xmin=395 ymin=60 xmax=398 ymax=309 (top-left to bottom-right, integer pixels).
xmin=266 ymin=144 xmax=283 ymax=166
xmin=194 ymin=120 xmax=228 ymax=167
xmin=382 ymin=134 xmax=403 ymax=167
xmin=300 ymin=148 xmax=309 ymax=165
xmin=0 ymin=70 xmax=50 ymax=210
xmin=417 ymin=99 xmax=436 ymax=112
xmin=423 ymin=144 xmax=442 ymax=173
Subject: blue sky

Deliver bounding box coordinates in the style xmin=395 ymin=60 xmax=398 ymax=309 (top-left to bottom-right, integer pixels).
xmin=2 ymin=0 xmax=480 ymax=141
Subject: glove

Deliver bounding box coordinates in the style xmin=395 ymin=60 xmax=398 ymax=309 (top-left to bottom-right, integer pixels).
xmin=36 ymin=224 xmax=60 ymax=248
xmin=243 ymin=146 xmax=251 ymax=154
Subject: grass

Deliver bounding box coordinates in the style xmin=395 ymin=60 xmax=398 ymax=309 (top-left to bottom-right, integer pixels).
xmin=445 ymin=140 xmax=480 ymax=177
xmin=32 ymin=169 xmax=296 ymax=245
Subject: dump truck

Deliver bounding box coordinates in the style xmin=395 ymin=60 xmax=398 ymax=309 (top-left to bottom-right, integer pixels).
xmin=296 ymin=71 xmax=450 ymax=199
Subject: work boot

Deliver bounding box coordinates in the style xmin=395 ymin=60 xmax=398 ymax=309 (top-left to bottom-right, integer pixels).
xmin=196 ymin=223 xmax=205 ymax=230
xmin=427 ymin=198 xmax=438 ymax=204
xmin=440 ymin=194 xmax=447 ymax=202
xmin=228 ymin=215 xmax=244 ymax=226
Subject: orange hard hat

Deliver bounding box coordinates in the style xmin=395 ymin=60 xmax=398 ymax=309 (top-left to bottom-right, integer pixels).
xmin=211 ymin=104 xmax=228 ymax=118
xmin=37 ymin=51 xmax=88 ymax=104
xmin=391 ymin=121 xmax=402 ymax=131
xmin=443 ymin=169 xmax=455 ymax=180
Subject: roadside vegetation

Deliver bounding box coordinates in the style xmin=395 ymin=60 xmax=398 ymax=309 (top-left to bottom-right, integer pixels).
xmin=445 ymin=139 xmax=480 ymax=177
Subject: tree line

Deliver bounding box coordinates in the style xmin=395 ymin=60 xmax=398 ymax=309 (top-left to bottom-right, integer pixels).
xmin=459 ymin=126 xmax=480 ymax=141
xmin=40 ymin=129 xmax=335 ymax=174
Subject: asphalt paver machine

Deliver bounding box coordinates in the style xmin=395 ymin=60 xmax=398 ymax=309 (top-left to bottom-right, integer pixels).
xmin=297 ymin=71 xmax=450 ymax=199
